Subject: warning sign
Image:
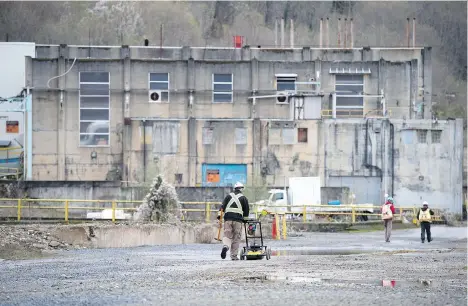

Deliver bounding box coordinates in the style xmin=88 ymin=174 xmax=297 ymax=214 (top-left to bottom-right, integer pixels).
xmin=206 ymin=169 xmax=220 ymax=183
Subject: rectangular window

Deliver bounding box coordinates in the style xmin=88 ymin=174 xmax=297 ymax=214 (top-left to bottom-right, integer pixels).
xmin=213 ymin=74 xmax=233 ymax=103
xmin=149 ymin=73 xmax=169 ymax=102
xmin=298 ymin=128 xmax=308 ymax=143
xmin=417 ymin=129 xmax=427 ymax=143
xmin=79 ymin=72 xmax=110 ymax=147
xmin=276 ymin=76 xmax=296 ymax=91
xmin=6 ymin=121 xmax=19 ymax=133
xmin=431 ymin=130 xmax=442 ymax=143
xmin=335 ymin=74 xmax=364 ymax=118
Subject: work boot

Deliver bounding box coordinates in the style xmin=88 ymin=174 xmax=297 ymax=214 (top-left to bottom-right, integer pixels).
xmin=421 ymin=239 xmax=425 ymax=243
xmin=221 ymin=246 xmax=229 ymax=259
xmin=428 ymin=238 xmax=432 ymax=243
xmin=231 ymin=257 xmax=239 ymax=261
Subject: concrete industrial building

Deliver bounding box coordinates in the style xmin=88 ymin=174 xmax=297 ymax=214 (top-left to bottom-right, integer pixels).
xmin=22 ymin=43 xmax=464 ymax=212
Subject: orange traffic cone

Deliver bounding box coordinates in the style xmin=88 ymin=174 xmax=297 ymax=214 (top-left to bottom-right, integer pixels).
xmin=272 ymin=215 xmax=277 ymax=239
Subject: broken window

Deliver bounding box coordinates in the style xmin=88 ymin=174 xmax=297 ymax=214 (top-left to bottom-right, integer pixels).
xmin=213 ymin=74 xmax=233 ymax=103
xmin=149 ymin=73 xmax=169 ymax=102
xmin=298 ymin=128 xmax=308 ymax=143
xmin=417 ymin=129 xmax=428 ymax=143
xmin=335 ymin=74 xmax=364 ymax=118
xmin=79 ymin=72 xmax=110 ymax=147
xmin=6 ymin=121 xmax=19 ymax=133
xmin=431 ymin=130 xmax=442 ymax=143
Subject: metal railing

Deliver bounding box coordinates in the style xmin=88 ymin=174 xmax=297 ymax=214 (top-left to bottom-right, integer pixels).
xmin=0 ymin=199 xmax=444 ymax=225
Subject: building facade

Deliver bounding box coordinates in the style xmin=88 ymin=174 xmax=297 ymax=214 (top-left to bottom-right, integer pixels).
xmin=25 ymin=44 xmax=464 ymax=211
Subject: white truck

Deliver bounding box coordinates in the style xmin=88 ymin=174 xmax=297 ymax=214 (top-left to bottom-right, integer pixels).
xmin=253 ymin=176 xmax=374 ymax=220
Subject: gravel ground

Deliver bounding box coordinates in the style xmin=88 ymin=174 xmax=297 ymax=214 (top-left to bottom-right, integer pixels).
xmin=0 ymin=226 xmax=466 ymax=306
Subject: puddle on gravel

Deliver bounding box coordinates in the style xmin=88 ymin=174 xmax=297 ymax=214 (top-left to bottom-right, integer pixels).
xmin=240 ymin=275 xmax=436 ymax=288
xmin=271 ymin=249 xmax=370 ymax=256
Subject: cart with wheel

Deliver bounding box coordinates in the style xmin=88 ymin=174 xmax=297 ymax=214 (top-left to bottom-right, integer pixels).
xmin=240 ymin=219 xmax=271 ymax=260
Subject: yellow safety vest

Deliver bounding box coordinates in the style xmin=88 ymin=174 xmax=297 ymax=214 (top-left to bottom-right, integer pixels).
xmin=418 ymin=209 xmax=432 ymax=222
xmin=225 ymin=193 xmax=244 ymax=215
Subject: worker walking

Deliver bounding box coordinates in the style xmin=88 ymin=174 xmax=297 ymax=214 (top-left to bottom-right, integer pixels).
xmin=417 ymin=201 xmax=434 ymax=243
xmin=381 ymin=196 xmax=396 ymax=242
xmin=217 ymin=182 xmax=249 ymax=260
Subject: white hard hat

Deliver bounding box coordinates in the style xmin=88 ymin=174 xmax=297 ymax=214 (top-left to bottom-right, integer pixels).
xmin=422 ymin=201 xmax=429 ymax=205
xmin=234 ymin=182 xmax=244 ymax=189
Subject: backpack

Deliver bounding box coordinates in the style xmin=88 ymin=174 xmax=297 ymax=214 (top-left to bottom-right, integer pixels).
xmin=381 ymin=204 xmax=393 ymax=220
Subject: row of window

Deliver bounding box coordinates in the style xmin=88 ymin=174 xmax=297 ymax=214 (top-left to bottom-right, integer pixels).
xmin=77 ymin=71 xmax=364 ymax=147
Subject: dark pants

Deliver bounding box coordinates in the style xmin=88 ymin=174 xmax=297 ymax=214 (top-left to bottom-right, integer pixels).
xmin=420 ymin=222 xmax=431 ymax=241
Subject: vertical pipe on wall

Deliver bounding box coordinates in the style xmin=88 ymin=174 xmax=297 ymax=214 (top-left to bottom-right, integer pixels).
xmin=280 ymin=18 xmax=285 ymax=47
xmin=326 ymin=17 xmax=330 ymax=47
xmin=275 ymin=19 xmax=278 ymax=47
xmin=290 ymin=19 xmax=294 ymax=48
xmin=406 ymin=18 xmax=410 ymax=47
xmin=344 ymin=18 xmax=348 ymax=48
xmin=26 ymin=91 xmax=32 ymax=180
xmin=412 ymin=18 xmax=416 ymax=48
xmin=350 ymin=18 xmax=354 ymax=48
xmin=337 ymin=18 xmax=341 ymax=48
xmin=319 ymin=18 xmax=323 ymax=48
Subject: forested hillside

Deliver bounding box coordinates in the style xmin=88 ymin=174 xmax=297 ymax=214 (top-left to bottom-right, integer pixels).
xmin=0 ymin=1 xmax=466 ymax=119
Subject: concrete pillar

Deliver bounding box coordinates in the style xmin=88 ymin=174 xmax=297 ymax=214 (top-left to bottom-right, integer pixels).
xmin=332 ymin=92 xmax=337 ymax=119
xmin=187 ymin=57 xmax=195 ymax=118
xmin=57 ymin=44 xmax=68 ymax=181
xmin=250 ymin=58 xmax=259 ymax=119
xmin=121 ymin=45 xmax=131 ymax=183
xmin=410 ymin=59 xmax=418 ymax=119
xmin=422 ymin=47 xmax=432 ymax=119
xmin=25 ymin=56 xmax=33 ymax=181
xmin=252 ymin=118 xmax=262 ymax=185
xmin=241 ymin=46 xmax=251 ymax=61
xmin=188 ymin=117 xmax=197 ymax=186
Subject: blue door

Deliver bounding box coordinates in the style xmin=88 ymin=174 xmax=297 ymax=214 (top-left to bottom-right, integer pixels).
xmin=202 ymin=164 xmax=247 ymax=187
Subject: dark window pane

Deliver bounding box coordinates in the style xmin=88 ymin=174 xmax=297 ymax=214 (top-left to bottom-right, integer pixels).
xmin=150 ymin=73 xmax=168 ymax=82
xmin=277 ymin=82 xmax=296 ymax=91
xmin=213 ymin=93 xmax=232 ymax=102
xmin=80 ymin=121 xmax=110 ymax=134
xmin=213 ymin=74 xmax=232 ymax=82
xmin=80 ymin=96 xmax=109 ymax=108
xmin=335 ymin=74 xmax=363 ymax=85
xmin=150 ymin=82 xmax=169 ymax=90
xmin=336 ymin=97 xmax=363 ymax=106
xmin=80 ymin=134 xmax=109 ymax=146
xmin=335 ymin=84 xmax=363 ymax=94
xmin=214 ymin=83 xmax=232 ymax=92
xmin=298 ymin=128 xmax=308 ymax=143
xmin=80 ymin=72 xmax=109 ymax=83
xmin=80 ymin=109 xmax=109 ymax=121
xmin=80 ymin=83 xmax=109 ymax=96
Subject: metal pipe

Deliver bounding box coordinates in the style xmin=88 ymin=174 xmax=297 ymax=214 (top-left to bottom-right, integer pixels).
xmin=337 ymin=18 xmax=341 ymax=48
xmin=350 ymin=18 xmax=354 ymax=48
xmin=412 ymin=18 xmax=416 ymax=48
xmin=344 ymin=18 xmax=348 ymax=48
xmin=280 ymin=18 xmax=285 ymax=47
xmin=319 ymin=18 xmax=323 ymax=48
xmin=290 ymin=19 xmax=294 ymax=48
xmin=406 ymin=18 xmax=410 ymax=47
xmin=142 ymin=120 xmax=146 ymax=182
xmin=275 ymin=19 xmax=278 ymax=47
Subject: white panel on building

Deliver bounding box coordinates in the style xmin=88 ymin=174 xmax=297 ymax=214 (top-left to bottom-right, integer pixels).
xmin=235 ymin=128 xmax=247 ymax=145
xmin=303 ymin=96 xmax=322 ymax=119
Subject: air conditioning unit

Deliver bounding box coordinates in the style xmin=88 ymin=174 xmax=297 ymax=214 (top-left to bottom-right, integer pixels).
xmin=276 ymin=91 xmax=290 ymax=104
xmin=149 ymin=90 xmax=162 ymax=102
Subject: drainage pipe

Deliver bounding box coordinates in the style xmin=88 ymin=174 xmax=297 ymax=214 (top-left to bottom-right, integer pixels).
xmin=389 ymin=122 xmax=395 ymax=196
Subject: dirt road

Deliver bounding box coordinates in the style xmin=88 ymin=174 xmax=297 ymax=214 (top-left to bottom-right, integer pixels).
xmin=0 ymin=226 xmax=466 ymax=306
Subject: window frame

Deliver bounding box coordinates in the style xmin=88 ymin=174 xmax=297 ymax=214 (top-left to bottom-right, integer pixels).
xmin=335 ymin=74 xmax=364 ymax=117
xmin=276 ymin=75 xmax=297 ymax=92
xmin=431 ymin=130 xmax=442 ymax=144
xmin=148 ymin=72 xmax=170 ymax=103
xmin=212 ymin=73 xmax=233 ymax=103
xmin=79 ymin=71 xmax=110 ymax=148
xmin=416 ymin=129 xmax=428 ymax=144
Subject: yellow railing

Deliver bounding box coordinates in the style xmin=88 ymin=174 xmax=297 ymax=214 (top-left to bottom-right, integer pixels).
xmin=0 ymin=199 xmax=444 ymax=224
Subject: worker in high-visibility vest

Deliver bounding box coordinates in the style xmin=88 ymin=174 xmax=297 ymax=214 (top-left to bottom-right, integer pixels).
xmin=217 ymin=182 xmax=249 ymax=260
xmin=416 ymin=201 xmax=434 ymax=243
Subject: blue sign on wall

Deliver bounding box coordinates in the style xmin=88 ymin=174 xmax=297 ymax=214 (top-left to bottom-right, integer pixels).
xmin=202 ymin=163 xmax=247 ymax=187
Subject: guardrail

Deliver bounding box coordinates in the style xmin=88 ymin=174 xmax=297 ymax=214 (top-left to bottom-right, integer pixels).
xmin=0 ymin=199 xmax=444 ymax=225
